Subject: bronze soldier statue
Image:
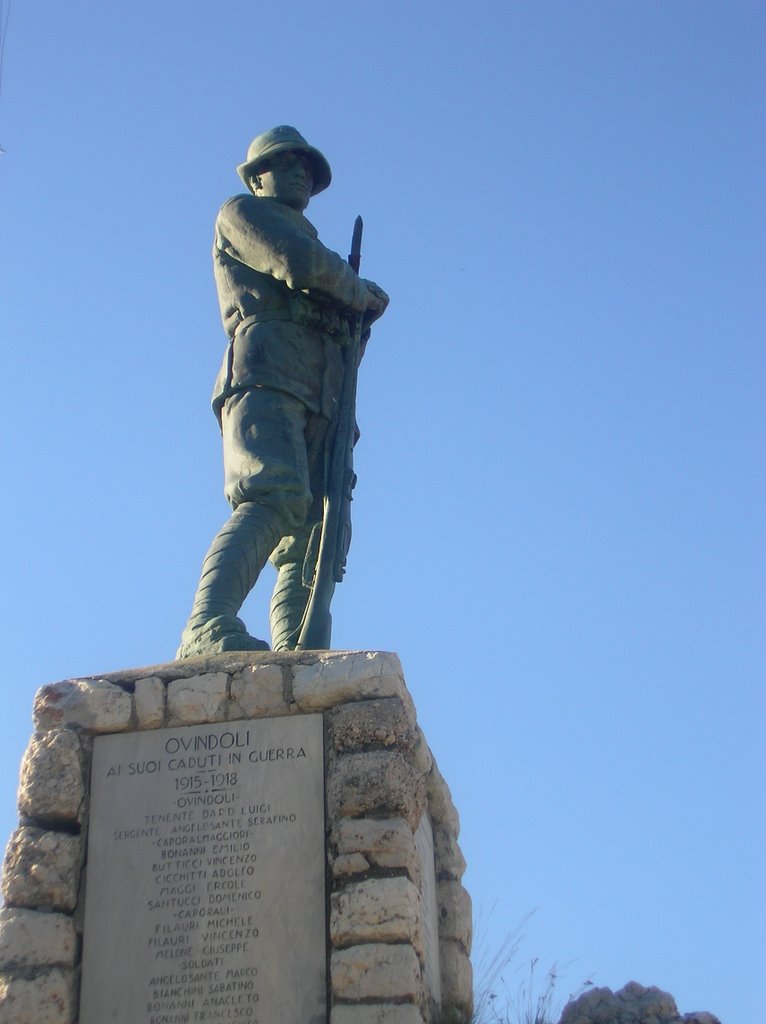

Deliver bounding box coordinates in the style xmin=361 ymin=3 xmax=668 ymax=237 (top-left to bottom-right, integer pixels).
xmin=177 ymin=126 xmax=388 ymax=658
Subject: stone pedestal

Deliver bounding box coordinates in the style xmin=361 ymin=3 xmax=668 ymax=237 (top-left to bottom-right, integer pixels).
xmin=0 ymin=651 xmax=472 ymax=1024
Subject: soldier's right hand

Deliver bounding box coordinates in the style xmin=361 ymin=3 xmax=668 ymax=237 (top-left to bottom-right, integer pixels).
xmin=361 ymin=279 xmax=389 ymax=320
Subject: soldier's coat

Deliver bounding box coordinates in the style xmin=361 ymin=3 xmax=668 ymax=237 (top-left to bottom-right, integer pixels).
xmin=212 ymin=194 xmax=369 ymax=423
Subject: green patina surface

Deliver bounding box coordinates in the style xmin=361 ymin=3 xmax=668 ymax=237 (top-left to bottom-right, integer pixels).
xmin=177 ymin=127 xmax=388 ymax=660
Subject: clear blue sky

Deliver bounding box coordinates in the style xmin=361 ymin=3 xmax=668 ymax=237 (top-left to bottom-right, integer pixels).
xmin=1 ymin=2 xmax=763 ymax=1021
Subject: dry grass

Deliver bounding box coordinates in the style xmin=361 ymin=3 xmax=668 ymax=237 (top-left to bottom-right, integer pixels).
xmin=471 ymin=910 xmax=593 ymax=1024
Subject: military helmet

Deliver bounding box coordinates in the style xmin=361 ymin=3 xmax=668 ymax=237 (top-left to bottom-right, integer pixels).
xmin=236 ymin=126 xmax=332 ymax=196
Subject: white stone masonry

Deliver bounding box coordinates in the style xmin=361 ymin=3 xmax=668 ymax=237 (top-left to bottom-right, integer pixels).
xmin=0 ymin=651 xmax=472 ymax=1024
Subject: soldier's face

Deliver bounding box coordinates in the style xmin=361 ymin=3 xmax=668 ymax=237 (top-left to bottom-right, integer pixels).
xmin=256 ymin=151 xmax=314 ymax=211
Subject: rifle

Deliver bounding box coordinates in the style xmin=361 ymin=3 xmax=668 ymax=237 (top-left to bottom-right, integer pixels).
xmin=295 ymin=216 xmax=364 ymax=650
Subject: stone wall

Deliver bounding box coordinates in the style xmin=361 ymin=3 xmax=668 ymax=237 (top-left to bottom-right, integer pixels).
xmin=0 ymin=651 xmax=472 ymax=1024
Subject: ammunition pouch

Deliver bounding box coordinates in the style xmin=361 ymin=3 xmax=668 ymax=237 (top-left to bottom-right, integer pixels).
xmin=287 ymin=292 xmax=352 ymax=344
xmin=236 ymin=295 xmax=352 ymax=344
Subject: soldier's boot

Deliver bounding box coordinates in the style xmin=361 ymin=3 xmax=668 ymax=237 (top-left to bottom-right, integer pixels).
xmin=176 ymin=502 xmax=283 ymax=659
xmin=269 ymin=561 xmax=310 ymax=652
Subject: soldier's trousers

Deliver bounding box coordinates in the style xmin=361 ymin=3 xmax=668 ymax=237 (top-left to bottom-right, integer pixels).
xmin=222 ymin=386 xmax=327 ymax=523
xmin=221 ymin=386 xmax=329 ymax=649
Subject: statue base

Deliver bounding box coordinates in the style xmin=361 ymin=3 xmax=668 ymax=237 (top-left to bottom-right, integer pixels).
xmin=0 ymin=651 xmax=472 ymax=1024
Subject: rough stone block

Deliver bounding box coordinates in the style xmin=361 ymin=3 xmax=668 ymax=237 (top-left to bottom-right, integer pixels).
xmin=167 ymin=672 xmax=228 ymax=724
xmin=437 ymin=880 xmax=472 ymax=953
xmin=0 ymin=909 xmax=76 ymax=969
xmin=333 ymin=817 xmax=419 ymax=878
xmin=229 ymin=663 xmax=289 ymax=718
xmin=331 ymin=1005 xmax=424 ymax=1024
xmin=559 ymin=980 xmax=693 ymax=1024
xmin=0 ymin=967 xmax=74 ymax=1024
xmin=427 ymin=763 xmax=460 ymax=835
xmin=410 ymin=728 xmax=433 ymax=775
xmin=331 ymin=877 xmax=422 ymax=951
xmin=293 ymin=651 xmax=405 ymax=710
xmin=331 ymin=698 xmax=415 ymax=753
xmin=328 ymin=752 xmax=426 ymax=830
xmin=333 ymin=853 xmax=370 ymax=878
xmin=34 ymin=679 xmax=132 ymax=734
xmin=18 ymin=730 xmax=86 ymax=826
xmin=2 ymin=828 xmax=82 ymax=913
xmin=439 ymin=939 xmax=473 ymax=1018
xmin=433 ymin=825 xmax=466 ymax=881
xmin=134 ymin=676 xmax=165 ymax=729
xmin=331 ymin=942 xmax=421 ymax=1001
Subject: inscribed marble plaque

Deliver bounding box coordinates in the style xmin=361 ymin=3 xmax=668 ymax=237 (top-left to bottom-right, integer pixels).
xmin=79 ymin=715 xmax=325 ymax=1024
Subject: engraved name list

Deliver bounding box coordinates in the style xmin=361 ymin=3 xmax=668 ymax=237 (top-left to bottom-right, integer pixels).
xmin=79 ymin=715 xmax=326 ymax=1024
